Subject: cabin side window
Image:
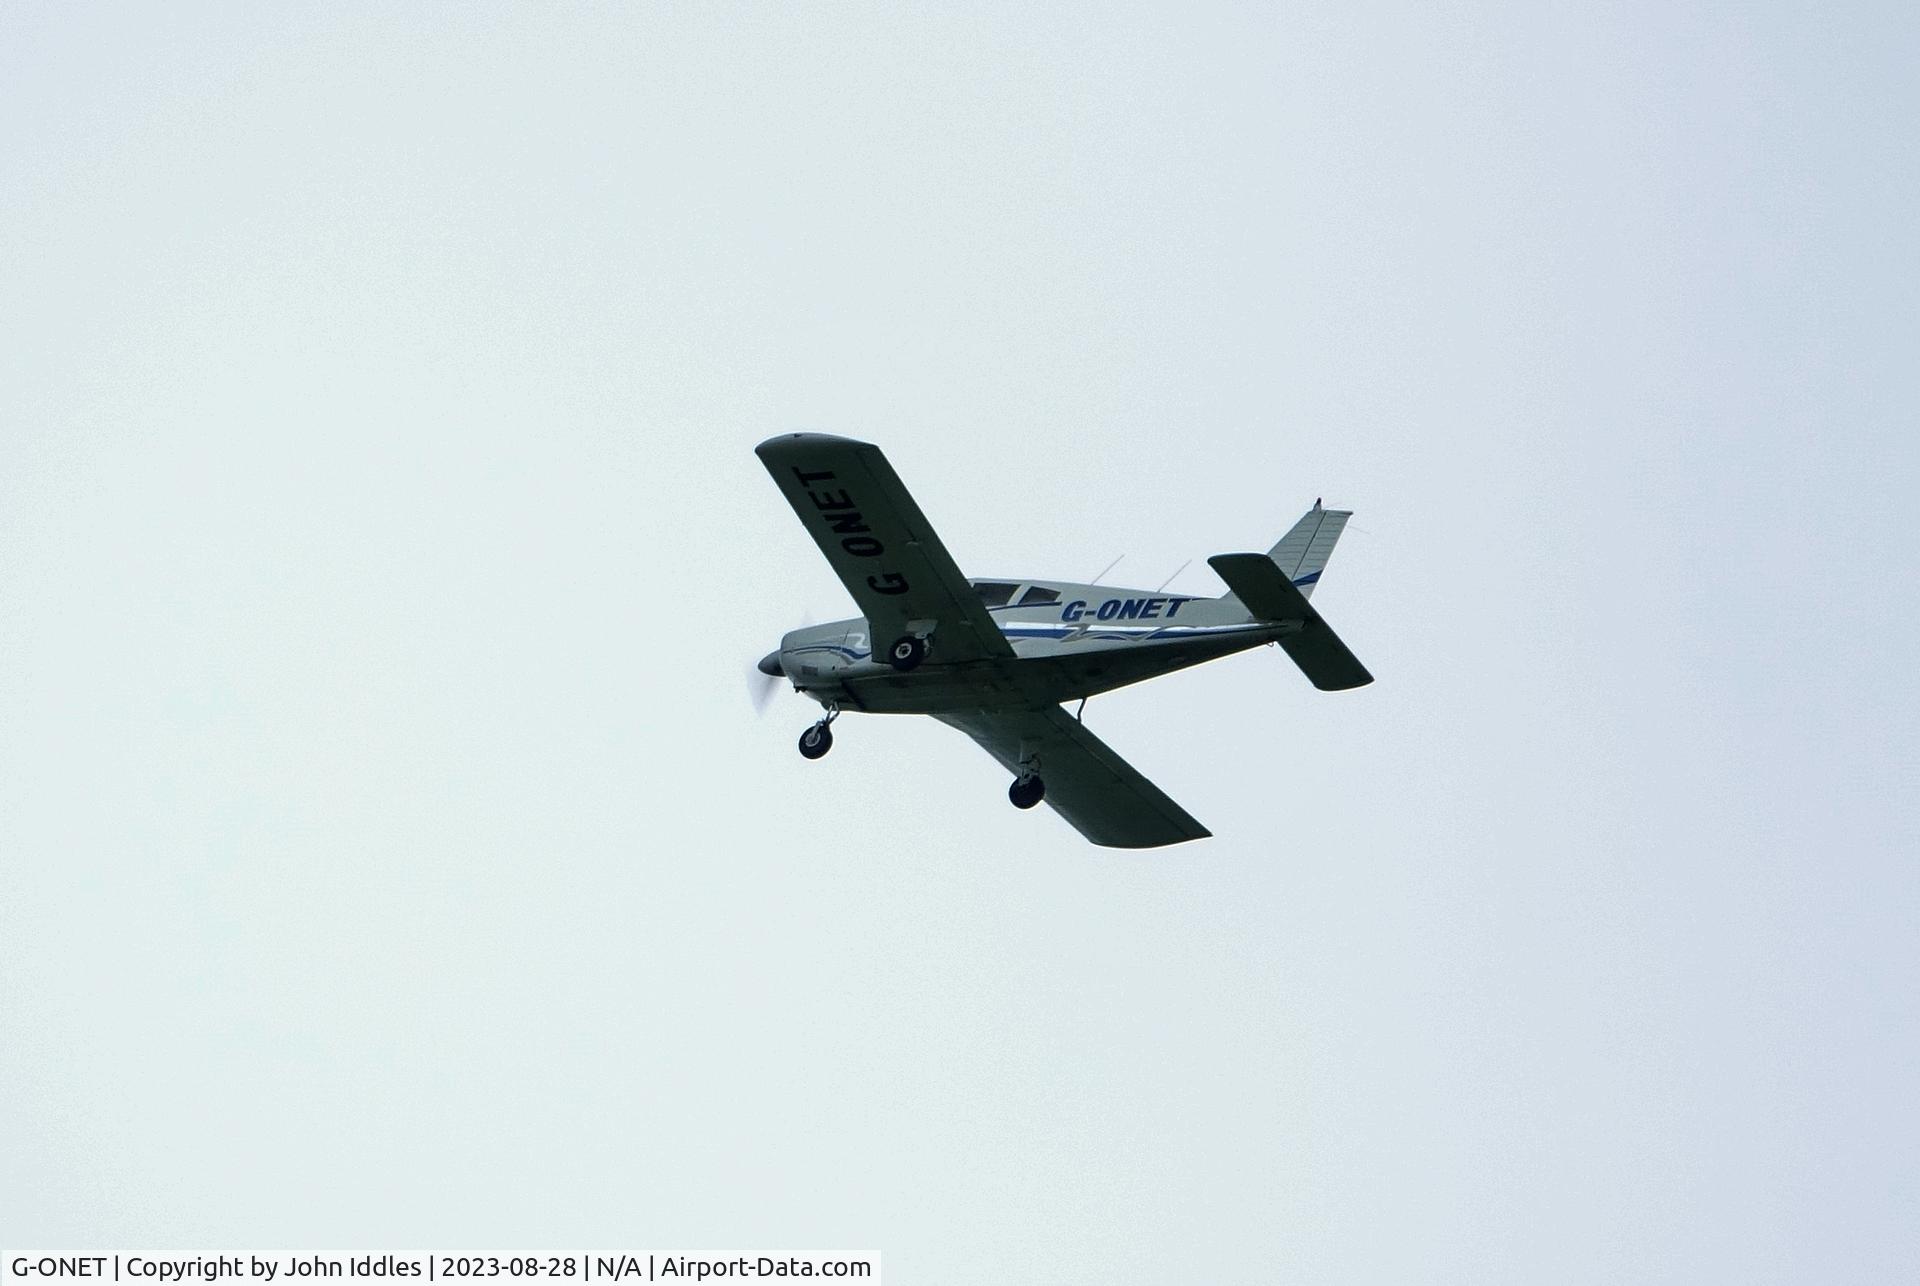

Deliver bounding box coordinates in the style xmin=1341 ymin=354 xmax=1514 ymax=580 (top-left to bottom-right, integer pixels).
xmin=972 ymin=581 xmax=1018 ymax=607
xmin=1017 ymin=586 xmax=1060 ymax=606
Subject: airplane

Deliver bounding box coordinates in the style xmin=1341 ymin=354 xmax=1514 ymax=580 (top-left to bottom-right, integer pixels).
xmin=753 ymin=433 xmax=1372 ymax=848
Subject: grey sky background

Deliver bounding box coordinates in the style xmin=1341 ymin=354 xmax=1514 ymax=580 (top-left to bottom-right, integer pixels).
xmin=3 ymin=2 xmax=1915 ymax=1281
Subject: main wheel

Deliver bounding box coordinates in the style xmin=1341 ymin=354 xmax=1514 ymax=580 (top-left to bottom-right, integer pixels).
xmin=1009 ymin=774 xmax=1046 ymax=809
xmin=798 ymin=723 xmax=833 ymax=759
xmin=887 ymin=635 xmax=929 ymax=672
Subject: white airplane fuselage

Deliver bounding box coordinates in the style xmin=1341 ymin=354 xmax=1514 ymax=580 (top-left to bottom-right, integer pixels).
xmin=767 ymin=578 xmax=1296 ymax=715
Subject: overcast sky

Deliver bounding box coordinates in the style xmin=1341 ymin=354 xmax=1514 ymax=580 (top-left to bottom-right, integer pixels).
xmin=4 ymin=2 xmax=1916 ymax=1281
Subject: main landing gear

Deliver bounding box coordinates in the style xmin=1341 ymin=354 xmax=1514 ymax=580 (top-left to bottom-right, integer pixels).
xmin=798 ymin=705 xmax=838 ymax=760
xmin=795 ymin=702 xmax=1046 ymax=814
xmin=1009 ymin=773 xmax=1046 ymax=810
xmin=887 ymin=634 xmax=929 ymax=672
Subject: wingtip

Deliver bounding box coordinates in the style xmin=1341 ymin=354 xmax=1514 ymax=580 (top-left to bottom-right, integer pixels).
xmin=754 ymin=430 xmax=870 ymax=456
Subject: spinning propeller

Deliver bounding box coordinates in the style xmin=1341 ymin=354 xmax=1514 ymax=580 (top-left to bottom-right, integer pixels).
xmin=747 ymin=659 xmax=781 ymax=715
xmin=747 ymin=610 xmax=810 ymax=715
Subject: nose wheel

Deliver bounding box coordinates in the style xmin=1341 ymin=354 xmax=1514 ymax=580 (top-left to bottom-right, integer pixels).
xmin=797 ymin=704 xmax=839 ymax=760
xmin=1009 ymin=773 xmax=1046 ymax=810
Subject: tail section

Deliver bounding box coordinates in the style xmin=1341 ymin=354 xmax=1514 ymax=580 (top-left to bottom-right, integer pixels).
xmin=1208 ymin=553 xmax=1372 ymax=691
xmin=1209 ymin=499 xmax=1370 ymax=691
xmin=1266 ymin=500 xmax=1350 ymax=598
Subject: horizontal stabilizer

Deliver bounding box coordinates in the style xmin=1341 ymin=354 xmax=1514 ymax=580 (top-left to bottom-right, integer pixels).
xmin=1208 ymin=553 xmax=1373 ymax=691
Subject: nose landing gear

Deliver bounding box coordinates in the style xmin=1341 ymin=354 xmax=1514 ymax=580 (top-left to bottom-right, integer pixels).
xmin=798 ymin=704 xmax=839 ymax=760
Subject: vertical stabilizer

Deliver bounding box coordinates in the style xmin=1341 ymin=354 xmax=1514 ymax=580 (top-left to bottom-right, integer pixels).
xmin=1266 ymin=501 xmax=1351 ymax=598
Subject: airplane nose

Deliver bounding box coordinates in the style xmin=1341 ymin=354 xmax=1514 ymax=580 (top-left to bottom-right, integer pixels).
xmin=757 ymin=650 xmax=784 ymax=677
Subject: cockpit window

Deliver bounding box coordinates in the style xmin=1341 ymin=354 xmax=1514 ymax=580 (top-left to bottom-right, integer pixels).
xmin=972 ymin=581 xmax=1018 ymax=607
xmin=1017 ymin=585 xmax=1060 ymax=606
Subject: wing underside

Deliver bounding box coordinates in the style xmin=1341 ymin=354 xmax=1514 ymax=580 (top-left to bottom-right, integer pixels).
xmin=755 ymin=433 xmax=1014 ymax=665
xmin=933 ymin=706 xmax=1210 ymax=849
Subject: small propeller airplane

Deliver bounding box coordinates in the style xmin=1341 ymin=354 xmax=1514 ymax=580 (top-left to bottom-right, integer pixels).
xmin=753 ymin=433 xmax=1372 ymax=848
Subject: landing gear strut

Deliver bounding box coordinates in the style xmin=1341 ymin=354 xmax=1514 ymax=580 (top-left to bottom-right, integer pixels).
xmin=887 ymin=634 xmax=929 ymax=672
xmin=1009 ymin=773 xmax=1046 ymax=810
xmin=798 ymin=704 xmax=838 ymax=760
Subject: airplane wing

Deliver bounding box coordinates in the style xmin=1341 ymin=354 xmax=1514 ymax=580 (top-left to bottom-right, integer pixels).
xmin=756 ymin=433 xmax=1015 ymax=664
xmin=933 ymin=706 xmax=1211 ymax=849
